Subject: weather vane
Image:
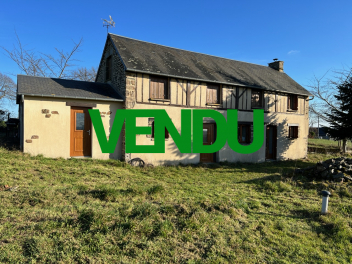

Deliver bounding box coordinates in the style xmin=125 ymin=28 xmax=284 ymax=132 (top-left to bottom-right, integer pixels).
xmin=102 ymin=15 xmax=115 ymax=34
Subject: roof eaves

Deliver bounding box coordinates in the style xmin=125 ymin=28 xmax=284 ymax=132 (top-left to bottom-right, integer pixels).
xmin=282 ymin=73 xmax=313 ymax=96
xmin=18 ymin=93 xmax=125 ymax=102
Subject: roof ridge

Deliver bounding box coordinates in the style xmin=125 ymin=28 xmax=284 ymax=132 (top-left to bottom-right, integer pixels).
xmin=109 ymin=33 xmax=273 ymax=69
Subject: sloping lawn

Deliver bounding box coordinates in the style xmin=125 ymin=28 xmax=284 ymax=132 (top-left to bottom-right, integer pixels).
xmin=1 ymin=148 xmax=352 ymax=263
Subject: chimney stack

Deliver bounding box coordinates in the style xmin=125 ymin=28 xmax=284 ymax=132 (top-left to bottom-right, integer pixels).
xmin=268 ymin=59 xmax=284 ymax=72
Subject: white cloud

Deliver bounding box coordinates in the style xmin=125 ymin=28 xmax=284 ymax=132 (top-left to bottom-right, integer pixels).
xmin=288 ymin=50 xmax=300 ymax=55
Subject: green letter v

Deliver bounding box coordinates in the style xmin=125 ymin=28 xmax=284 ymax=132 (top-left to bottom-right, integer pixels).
xmin=89 ymin=109 xmax=125 ymax=153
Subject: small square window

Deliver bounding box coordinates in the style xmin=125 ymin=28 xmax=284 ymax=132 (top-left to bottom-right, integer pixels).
xmin=251 ymin=89 xmax=263 ymax=108
xmin=206 ymin=83 xmax=220 ymax=104
xmin=288 ymin=126 xmax=299 ymax=139
xmin=288 ymin=94 xmax=298 ymax=111
xmin=150 ymin=76 xmax=169 ymax=99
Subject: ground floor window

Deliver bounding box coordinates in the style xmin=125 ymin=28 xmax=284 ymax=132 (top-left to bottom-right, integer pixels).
xmin=288 ymin=126 xmax=299 ymax=139
xmin=148 ymin=118 xmax=169 ymax=139
xmin=238 ymin=124 xmax=251 ymax=144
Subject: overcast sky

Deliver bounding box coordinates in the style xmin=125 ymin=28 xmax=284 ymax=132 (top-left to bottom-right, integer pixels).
xmin=1 ymin=0 xmax=352 ymax=117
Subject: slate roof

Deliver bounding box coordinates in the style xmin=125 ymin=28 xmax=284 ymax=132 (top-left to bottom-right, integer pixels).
xmin=17 ymin=75 xmax=123 ymax=101
xmin=110 ymin=34 xmax=311 ymax=96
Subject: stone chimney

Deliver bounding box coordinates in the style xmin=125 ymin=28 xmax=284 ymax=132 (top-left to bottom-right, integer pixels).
xmin=268 ymin=59 xmax=284 ymax=72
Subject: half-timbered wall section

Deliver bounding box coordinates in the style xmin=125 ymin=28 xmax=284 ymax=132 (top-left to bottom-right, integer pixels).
xmin=133 ymin=73 xmax=307 ymax=114
xmin=222 ymin=86 xmax=251 ymax=110
xmin=263 ymin=93 xmax=306 ymax=115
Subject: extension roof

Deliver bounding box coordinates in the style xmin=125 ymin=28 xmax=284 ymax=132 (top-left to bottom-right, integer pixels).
xmin=17 ymin=75 xmax=123 ymax=102
xmin=109 ymin=34 xmax=311 ymax=96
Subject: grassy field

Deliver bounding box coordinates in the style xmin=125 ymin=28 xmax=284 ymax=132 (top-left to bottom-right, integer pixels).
xmin=1 ymin=146 xmax=352 ymax=263
xmin=308 ymin=138 xmax=352 ymax=150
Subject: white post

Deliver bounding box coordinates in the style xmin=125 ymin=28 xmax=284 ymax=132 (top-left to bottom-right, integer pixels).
xmin=321 ymin=190 xmax=331 ymax=215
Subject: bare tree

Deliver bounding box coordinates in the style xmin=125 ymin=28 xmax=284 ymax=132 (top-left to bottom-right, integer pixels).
xmin=0 ymin=109 xmax=7 ymax=121
xmin=309 ymin=108 xmax=318 ymax=128
xmin=70 ymin=66 xmax=97 ymax=82
xmin=2 ymin=31 xmax=83 ymax=79
xmin=0 ymin=72 xmax=16 ymax=101
xmin=308 ymin=67 xmax=352 ymax=152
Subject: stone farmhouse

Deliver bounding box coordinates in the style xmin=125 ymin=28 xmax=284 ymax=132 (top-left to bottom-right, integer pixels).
xmin=17 ymin=34 xmax=312 ymax=165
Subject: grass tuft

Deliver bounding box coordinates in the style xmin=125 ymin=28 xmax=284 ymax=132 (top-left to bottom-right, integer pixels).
xmin=22 ymin=238 xmax=39 ymax=258
xmin=77 ymin=210 xmax=95 ymax=232
xmin=147 ymin=184 xmax=164 ymax=195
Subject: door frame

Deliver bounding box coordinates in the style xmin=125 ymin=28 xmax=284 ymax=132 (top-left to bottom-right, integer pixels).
xmin=199 ymin=123 xmax=216 ymax=163
xmin=265 ymin=125 xmax=277 ymax=160
xmin=70 ymin=107 xmax=92 ymax=157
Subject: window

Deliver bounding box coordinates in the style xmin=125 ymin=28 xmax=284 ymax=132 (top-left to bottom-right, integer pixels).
xmin=287 ymin=94 xmax=298 ymax=111
xmin=238 ymin=124 xmax=251 ymax=144
xmin=75 ymin=113 xmax=85 ymax=130
xmin=251 ymin=89 xmax=263 ymax=108
xmin=288 ymin=126 xmax=299 ymax=139
xmin=206 ymin=83 xmax=220 ymax=104
xmin=106 ymin=56 xmax=112 ymax=81
xmin=150 ymin=76 xmax=169 ymax=99
xmin=148 ymin=118 xmax=169 ymax=139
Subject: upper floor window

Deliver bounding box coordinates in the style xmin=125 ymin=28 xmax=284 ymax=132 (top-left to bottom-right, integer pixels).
xmin=287 ymin=94 xmax=298 ymax=111
xmin=251 ymin=89 xmax=263 ymax=108
xmin=207 ymin=83 xmax=220 ymax=104
xmin=288 ymin=126 xmax=299 ymax=139
xmin=150 ymin=76 xmax=169 ymax=100
xmin=106 ymin=56 xmax=112 ymax=81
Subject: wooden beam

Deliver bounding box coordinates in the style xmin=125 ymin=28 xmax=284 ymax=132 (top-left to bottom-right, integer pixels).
xmin=66 ymin=102 xmax=97 ymax=108
xmin=236 ymin=87 xmax=239 ymax=109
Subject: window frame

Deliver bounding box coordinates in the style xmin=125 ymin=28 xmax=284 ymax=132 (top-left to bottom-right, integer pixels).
xmin=148 ymin=118 xmax=169 ymax=140
xmin=149 ymin=75 xmax=170 ymax=100
xmin=238 ymin=124 xmax=251 ymax=144
xmin=251 ymin=89 xmax=264 ymax=109
xmin=106 ymin=56 xmax=112 ymax=81
xmin=288 ymin=126 xmax=299 ymax=139
xmin=206 ymin=83 xmax=221 ymax=105
xmin=287 ymin=94 xmax=298 ymax=111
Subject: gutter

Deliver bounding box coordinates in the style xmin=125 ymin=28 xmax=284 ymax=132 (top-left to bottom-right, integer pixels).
xmin=17 ymin=93 xmax=124 ymax=102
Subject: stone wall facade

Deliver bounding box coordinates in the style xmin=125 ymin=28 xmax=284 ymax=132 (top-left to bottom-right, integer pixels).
xmin=96 ymin=37 xmax=130 ymax=161
xmin=121 ymin=72 xmax=137 ymax=161
xmin=96 ymin=37 xmax=126 ymax=98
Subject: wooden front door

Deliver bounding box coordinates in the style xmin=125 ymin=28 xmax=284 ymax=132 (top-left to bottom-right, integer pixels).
xmin=200 ymin=123 xmax=215 ymax=163
xmin=266 ymin=125 xmax=277 ymax=160
xmin=70 ymin=107 xmax=92 ymax=157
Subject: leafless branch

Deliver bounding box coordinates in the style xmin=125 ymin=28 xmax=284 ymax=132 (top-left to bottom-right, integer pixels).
xmin=69 ymin=66 xmax=97 ymax=82
xmin=0 ymin=72 xmax=16 ymax=101
xmin=2 ymin=32 xmax=83 ymax=79
xmin=307 ymin=67 xmax=352 ymax=126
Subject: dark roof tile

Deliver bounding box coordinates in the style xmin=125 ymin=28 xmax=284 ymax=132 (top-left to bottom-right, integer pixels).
xmin=17 ymin=75 xmax=123 ymax=101
xmin=110 ymin=34 xmax=311 ymax=96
